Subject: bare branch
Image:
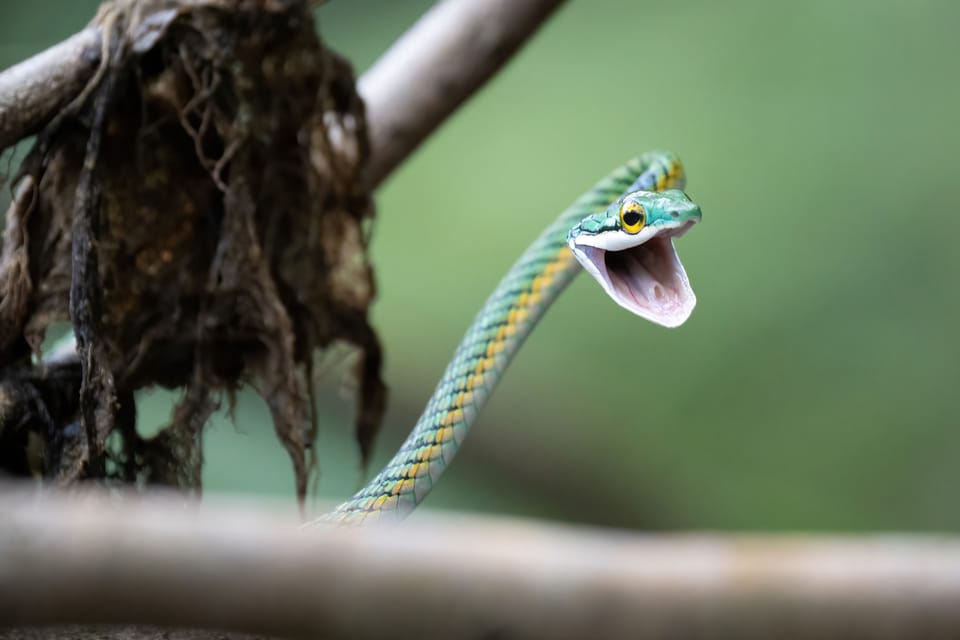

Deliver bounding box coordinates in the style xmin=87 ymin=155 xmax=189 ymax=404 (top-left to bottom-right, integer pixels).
xmin=2 ymin=488 xmax=960 ymax=639
xmin=0 ymin=29 xmax=101 ymax=150
xmin=359 ymin=0 xmax=567 ymax=188
xmin=0 ymin=0 xmax=565 ymax=185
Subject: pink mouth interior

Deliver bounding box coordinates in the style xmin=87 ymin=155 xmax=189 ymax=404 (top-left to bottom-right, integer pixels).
xmin=573 ymin=224 xmax=696 ymax=328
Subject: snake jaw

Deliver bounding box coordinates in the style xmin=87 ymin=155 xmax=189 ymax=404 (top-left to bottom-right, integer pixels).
xmin=569 ymin=222 xmax=697 ymax=328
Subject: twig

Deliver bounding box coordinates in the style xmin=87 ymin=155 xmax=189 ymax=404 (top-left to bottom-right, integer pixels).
xmin=0 ymin=0 xmax=566 ymax=186
xmin=1 ymin=487 xmax=959 ymax=639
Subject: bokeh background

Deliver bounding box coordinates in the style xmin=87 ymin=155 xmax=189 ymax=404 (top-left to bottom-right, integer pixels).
xmin=2 ymin=1 xmax=959 ymax=531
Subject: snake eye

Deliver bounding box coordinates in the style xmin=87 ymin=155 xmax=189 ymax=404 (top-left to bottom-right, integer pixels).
xmin=620 ymin=202 xmax=645 ymax=234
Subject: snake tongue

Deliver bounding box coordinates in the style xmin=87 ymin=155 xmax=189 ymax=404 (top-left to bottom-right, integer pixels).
xmin=571 ymin=230 xmax=696 ymax=328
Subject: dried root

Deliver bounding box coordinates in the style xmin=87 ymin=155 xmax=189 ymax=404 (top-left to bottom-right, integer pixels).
xmin=0 ymin=0 xmax=386 ymax=501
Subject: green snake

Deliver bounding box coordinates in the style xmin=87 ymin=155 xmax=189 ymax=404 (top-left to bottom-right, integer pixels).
xmin=319 ymin=151 xmax=702 ymax=525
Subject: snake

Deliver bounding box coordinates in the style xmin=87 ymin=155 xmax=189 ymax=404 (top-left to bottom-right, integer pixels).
xmin=318 ymin=151 xmax=702 ymax=525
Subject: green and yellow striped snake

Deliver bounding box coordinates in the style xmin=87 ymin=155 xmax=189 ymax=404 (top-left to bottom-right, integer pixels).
xmin=320 ymin=151 xmax=702 ymax=525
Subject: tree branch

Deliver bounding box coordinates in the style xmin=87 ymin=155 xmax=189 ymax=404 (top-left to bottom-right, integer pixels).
xmin=0 ymin=29 xmax=101 ymax=151
xmin=1 ymin=488 xmax=959 ymax=639
xmin=0 ymin=0 xmax=566 ymax=186
xmin=359 ymin=0 xmax=566 ymax=188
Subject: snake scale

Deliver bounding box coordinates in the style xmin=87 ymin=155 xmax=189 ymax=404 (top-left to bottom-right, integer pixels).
xmin=319 ymin=151 xmax=702 ymax=525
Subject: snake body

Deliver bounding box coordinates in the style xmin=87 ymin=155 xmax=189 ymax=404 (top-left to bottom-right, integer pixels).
xmin=322 ymin=152 xmax=698 ymax=524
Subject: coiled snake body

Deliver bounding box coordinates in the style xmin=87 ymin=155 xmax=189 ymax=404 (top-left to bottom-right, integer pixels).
xmin=321 ymin=151 xmax=701 ymax=524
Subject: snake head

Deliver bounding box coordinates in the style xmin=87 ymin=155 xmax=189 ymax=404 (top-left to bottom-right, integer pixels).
xmin=567 ymin=189 xmax=701 ymax=328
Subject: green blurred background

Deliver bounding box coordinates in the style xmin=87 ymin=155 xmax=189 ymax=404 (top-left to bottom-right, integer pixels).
xmin=2 ymin=1 xmax=959 ymax=531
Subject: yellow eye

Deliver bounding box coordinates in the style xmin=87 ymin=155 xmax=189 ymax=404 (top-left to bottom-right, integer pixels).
xmin=619 ymin=202 xmax=645 ymax=234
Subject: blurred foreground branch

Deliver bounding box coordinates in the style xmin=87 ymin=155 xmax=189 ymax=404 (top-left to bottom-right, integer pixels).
xmin=0 ymin=0 xmax=566 ymax=186
xmin=2 ymin=488 xmax=960 ymax=639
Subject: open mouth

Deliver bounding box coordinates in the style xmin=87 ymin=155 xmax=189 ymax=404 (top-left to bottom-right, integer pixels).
xmin=570 ymin=222 xmax=697 ymax=328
